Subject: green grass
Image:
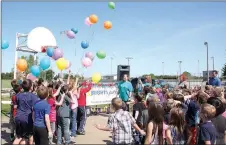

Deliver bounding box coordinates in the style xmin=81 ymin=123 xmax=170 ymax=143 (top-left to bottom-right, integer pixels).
xmin=2 ymin=79 xmax=11 ymax=88
xmin=1 ymin=104 xmax=10 ymax=117
xmin=1 ymin=96 xmax=10 ymax=101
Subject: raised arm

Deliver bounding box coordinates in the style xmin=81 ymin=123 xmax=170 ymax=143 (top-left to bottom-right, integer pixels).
xmin=67 ymin=70 xmax=71 ymax=85
xmin=53 ymin=84 xmax=63 ymax=98
xmin=55 ymin=93 xmax=65 ymax=106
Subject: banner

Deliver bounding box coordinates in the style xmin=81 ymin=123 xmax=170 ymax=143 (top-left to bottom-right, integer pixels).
xmin=86 ymin=84 xmax=118 ymax=106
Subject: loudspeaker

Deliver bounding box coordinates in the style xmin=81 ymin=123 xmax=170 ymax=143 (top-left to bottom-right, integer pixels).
xmin=117 ymin=65 xmax=130 ymax=81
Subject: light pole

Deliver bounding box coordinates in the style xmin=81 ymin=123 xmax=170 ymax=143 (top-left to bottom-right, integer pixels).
xmin=204 ymin=42 xmax=209 ymax=82
xmin=178 ymin=61 xmax=182 ymax=82
xmin=125 ymin=57 xmax=133 ymax=65
xmin=198 ymin=60 xmax=200 ymax=77
xmin=162 ymin=62 xmax=164 ymax=77
xmin=110 ymin=57 xmax=114 ymax=75
xmin=211 ymin=56 xmax=214 ymax=70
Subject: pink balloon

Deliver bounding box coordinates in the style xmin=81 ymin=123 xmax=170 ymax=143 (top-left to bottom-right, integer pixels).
xmin=66 ymin=61 xmax=72 ymax=69
xmin=85 ymin=52 xmax=94 ymax=61
xmin=85 ymin=17 xmax=93 ymax=26
xmin=82 ymin=57 xmax=92 ymax=67
xmin=26 ymin=73 xmax=37 ymax=81
xmin=66 ymin=31 xmax=75 ymax=39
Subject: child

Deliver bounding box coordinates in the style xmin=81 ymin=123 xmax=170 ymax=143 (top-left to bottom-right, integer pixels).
xmin=13 ymin=79 xmax=39 ymax=145
xmin=9 ymin=80 xmax=21 ymax=142
xmin=198 ymin=103 xmax=217 ymax=145
xmin=165 ymin=108 xmax=185 ymax=144
xmin=186 ymin=91 xmax=209 ymax=145
xmin=33 ymin=86 xmax=52 ymax=145
xmin=95 ymin=97 xmax=145 ymax=144
xmin=132 ymin=94 xmax=146 ymax=144
xmin=47 ymin=84 xmax=64 ymax=144
xmin=144 ymin=101 xmax=165 ymax=144
xmin=56 ymin=85 xmax=75 ymax=145
xmin=68 ymin=77 xmax=80 ymax=137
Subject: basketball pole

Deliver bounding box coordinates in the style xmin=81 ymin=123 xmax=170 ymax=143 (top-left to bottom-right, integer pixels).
xmin=14 ymin=33 xmax=18 ymax=79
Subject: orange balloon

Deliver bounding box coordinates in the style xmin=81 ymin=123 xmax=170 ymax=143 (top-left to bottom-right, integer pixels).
xmin=16 ymin=59 xmax=27 ymax=72
xmin=89 ymin=14 xmax=98 ymax=24
xmin=104 ymin=21 xmax=112 ymax=30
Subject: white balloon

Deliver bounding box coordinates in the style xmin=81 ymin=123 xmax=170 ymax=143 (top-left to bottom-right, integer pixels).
xmin=27 ymin=27 xmax=57 ymax=52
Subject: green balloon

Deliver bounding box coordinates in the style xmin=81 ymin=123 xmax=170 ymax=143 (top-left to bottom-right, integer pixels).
xmin=108 ymin=2 xmax=115 ymax=9
xmin=96 ymin=51 xmax=106 ymax=59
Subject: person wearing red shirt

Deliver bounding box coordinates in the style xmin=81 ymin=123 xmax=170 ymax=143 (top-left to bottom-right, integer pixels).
xmin=77 ymin=80 xmax=92 ymax=135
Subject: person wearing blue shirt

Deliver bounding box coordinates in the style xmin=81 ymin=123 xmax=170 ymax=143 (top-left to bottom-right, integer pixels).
xmin=118 ymin=74 xmax=133 ymax=111
xmin=209 ymin=70 xmax=221 ymax=87
xmin=33 ymin=86 xmax=52 ymax=145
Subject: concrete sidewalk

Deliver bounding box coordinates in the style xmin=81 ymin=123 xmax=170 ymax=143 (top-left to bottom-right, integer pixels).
xmin=1 ymin=115 xmax=111 ymax=144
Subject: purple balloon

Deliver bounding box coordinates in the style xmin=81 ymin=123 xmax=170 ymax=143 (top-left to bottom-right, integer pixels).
xmin=66 ymin=31 xmax=75 ymax=39
xmin=85 ymin=52 xmax=94 ymax=61
xmin=52 ymin=48 xmax=64 ymax=60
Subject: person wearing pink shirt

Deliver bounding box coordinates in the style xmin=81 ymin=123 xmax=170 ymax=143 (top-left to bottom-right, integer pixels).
xmin=68 ymin=77 xmax=80 ymax=137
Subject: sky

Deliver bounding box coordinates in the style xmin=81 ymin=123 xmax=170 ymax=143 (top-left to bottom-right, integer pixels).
xmin=2 ymin=2 xmax=226 ymax=77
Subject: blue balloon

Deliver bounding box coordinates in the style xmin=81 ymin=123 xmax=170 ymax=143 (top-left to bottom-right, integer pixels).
xmin=30 ymin=65 xmax=41 ymax=77
xmin=1 ymin=40 xmax=9 ymax=49
xmin=40 ymin=57 xmax=51 ymax=70
xmin=47 ymin=47 xmax=54 ymax=57
xmin=81 ymin=41 xmax=89 ymax=49
xmin=71 ymin=28 xmax=78 ymax=34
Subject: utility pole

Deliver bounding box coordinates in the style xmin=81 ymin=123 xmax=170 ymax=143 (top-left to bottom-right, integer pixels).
xmin=162 ymin=62 xmax=164 ymax=76
xmin=125 ymin=57 xmax=133 ymax=65
xmin=110 ymin=57 xmax=114 ymax=75
xmin=198 ymin=60 xmax=200 ymax=77
xmin=204 ymin=42 xmax=209 ymax=82
xmin=211 ymin=56 xmax=215 ymax=70
xmin=178 ymin=61 xmax=182 ymax=82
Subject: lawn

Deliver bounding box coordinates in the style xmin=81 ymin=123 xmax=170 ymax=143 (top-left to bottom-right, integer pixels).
xmin=1 ymin=104 xmax=10 ymax=117
xmin=2 ymin=80 xmax=11 ymax=89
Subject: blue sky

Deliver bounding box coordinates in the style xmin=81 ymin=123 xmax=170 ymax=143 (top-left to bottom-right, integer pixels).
xmin=2 ymin=2 xmax=226 ymax=77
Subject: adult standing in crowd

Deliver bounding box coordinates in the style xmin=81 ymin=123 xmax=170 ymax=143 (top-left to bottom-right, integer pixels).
xmin=209 ymin=70 xmax=221 ymax=86
xmin=118 ymin=74 xmax=133 ymax=111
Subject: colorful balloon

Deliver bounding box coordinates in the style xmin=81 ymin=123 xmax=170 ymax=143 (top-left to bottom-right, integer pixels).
xmin=30 ymin=65 xmax=41 ymax=77
xmin=1 ymin=40 xmax=9 ymax=49
xmin=92 ymin=72 xmax=101 ymax=83
xmin=85 ymin=52 xmax=94 ymax=60
xmin=52 ymin=48 xmax=64 ymax=60
xmin=26 ymin=73 xmax=37 ymax=81
xmin=46 ymin=47 xmax=54 ymax=57
xmin=108 ymin=2 xmax=115 ymax=9
xmin=104 ymin=21 xmax=112 ymax=30
xmin=96 ymin=50 xmax=106 ymax=59
xmin=65 ymin=60 xmax=72 ymax=69
xmin=82 ymin=57 xmax=92 ymax=68
xmin=71 ymin=28 xmax=78 ymax=34
xmin=66 ymin=30 xmax=75 ymax=39
xmin=56 ymin=58 xmax=67 ymax=70
xmin=81 ymin=41 xmax=89 ymax=49
xmin=89 ymin=14 xmax=98 ymax=24
xmin=85 ymin=17 xmax=93 ymax=26
xmin=16 ymin=59 xmax=28 ymax=72
xmin=40 ymin=57 xmax=51 ymax=70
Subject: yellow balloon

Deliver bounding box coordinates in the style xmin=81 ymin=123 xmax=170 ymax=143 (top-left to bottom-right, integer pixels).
xmin=92 ymin=72 xmax=101 ymax=83
xmin=56 ymin=58 xmax=67 ymax=70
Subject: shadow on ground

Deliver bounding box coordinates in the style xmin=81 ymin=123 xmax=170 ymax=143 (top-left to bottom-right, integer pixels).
xmin=1 ymin=123 xmax=11 ymax=144
xmin=103 ymin=139 xmax=113 ymax=145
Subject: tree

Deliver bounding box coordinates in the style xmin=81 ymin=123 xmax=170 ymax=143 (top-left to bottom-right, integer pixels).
xmin=222 ymin=64 xmax=226 ymax=77
xmin=182 ymin=71 xmax=192 ymax=78
xmin=46 ymin=69 xmax=55 ymax=81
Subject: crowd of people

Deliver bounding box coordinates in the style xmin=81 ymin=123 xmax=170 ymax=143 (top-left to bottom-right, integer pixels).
xmin=95 ymin=73 xmax=226 ymax=145
xmin=7 ymin=70 xmax=226 ymax=145
xmin=9 ymin=71 xmax=92 ymax=145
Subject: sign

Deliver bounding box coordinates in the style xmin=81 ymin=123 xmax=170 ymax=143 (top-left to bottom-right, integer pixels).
xmin=86 ymin=84 xmax=118 ymax=106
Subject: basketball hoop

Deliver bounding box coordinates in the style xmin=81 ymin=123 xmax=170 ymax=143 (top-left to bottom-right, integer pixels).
xmin=41 ymin=46 xmax=57 ymax=53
